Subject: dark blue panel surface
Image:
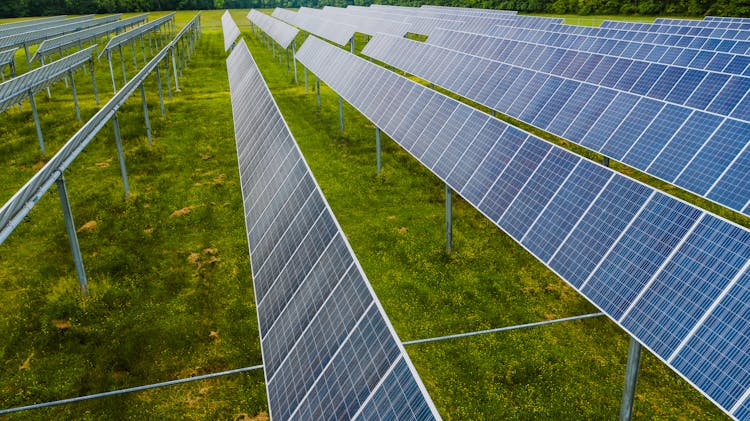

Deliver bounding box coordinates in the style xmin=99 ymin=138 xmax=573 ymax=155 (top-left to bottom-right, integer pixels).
xmin=685 ymin=72 xmax=731 ymax=110
xmin=707 ymin=76 xmax=750 ymax=115
xmin=601 ymin=98 xmax=663 ymax=160
xmin=621 ymin=105 xmax=693 ymax=170
xmin=357 ymin=358 xmax=437 ymax=420
xmin=707 ymin=148 xmax=750 ymax=212
xmin=580 ymin=93 xmax=639 ymax=151
xmin=563 ymin=88 xmax=617 ymax=143
xmin=622 ymin=215 xmax=750 ymax=359
xmin=582 ymin=194 xmax=701 ymax=319
xmin=448 ymin=117 xmax=505 ymax=194
xmin=665 ymin=69 xmax=707 ymax=104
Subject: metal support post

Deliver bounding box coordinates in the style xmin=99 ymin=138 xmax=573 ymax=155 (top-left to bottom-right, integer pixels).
xmin=69 ymin=69 xmax=80 ymax=121
xmin=112 ymin=112 xmax=130 ymax=197
xmin=131 ymin=42 xmax=137 ymax=68
xmin=316 ymin=78 xmax=321 ymax=108
xmin=304 ymin=67 xmax=308 ymax=92
xmin=338 ymin=96 xmax=344 ymax=132
xmin=140 ymin=84 xmax=152 ymax=145
xmin=603 ymin=157 xmax=610 ymax=167
xmin=492 ymin=110 xmax=496 ymax=117
xmin=107 ymin=50 xmax=117 ymax=93
xmin=23 ymin=43 xmax=31 ymax=69
xmin=55 ymin=175 xmax=89 ymax=295
xmin=140 ymin=35 xmax=147 ymax=65
xmin=619 ymin=337 xmax=642 ymax=421
xmin=445 ymin=184 xmax=453 ymax=254
xmin=171 ymin=48 xmax=180 ymax=92
xmin=286 ymin=48 xmax=290 ymax=73
xmin=40 ymin=56 xmax=52 ymax=97
xmin=165 ymin=60 xmax=173 ymax=100
xmin=28 ymin=90 xmax=45 ymax=154
xmin=90 ymin=61 xmax=99 ymax=105
xmin=292 ymin=43 xmax=298 ymax=84
xmin=156 ymin=64 xmax=165 ymax=116
xmin=272 ymin=41 xmax=275 ymax=58
xmin=350 ymin=37 xmax=355 ymax=53
xmin=376 ymin=127 xmax=382 ymax=173
xmin=119 ymin=45 xmax=127 ymax=84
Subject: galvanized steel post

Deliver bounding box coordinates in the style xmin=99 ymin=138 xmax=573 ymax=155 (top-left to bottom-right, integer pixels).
xmin=292 ymin=43 xmax=298 ymax=84
xmin=119 ymin=45 xmax=127 ymax=84
xmin=140 ymin=84 xmax=152 ymax=145
xmin=112 ymin=112 xmax=130 ymax=197
xmin=90 ymin=61 xmax=99 ymax=105
xmin=446 ymin=184 xmax=453 ymax=254
xmin=338 ymin=96 xmax=344 ymax=132
xmin=55 ymin=174 xmax=89 ymax=295
xmin=304 ymin=67 xmax=308 ymax=92
xmin=107 ymin=50 xmax=117 ymax=93
xmin=619 ymin=338 xmax=642 ymax=421
xmin=68 ymin=69 xmax=81 ymax=121
xmin=376 ymin=127 xmax=382 ymax=173
xmin=28 ymin=90 xmax=45 ymax=154
xmin=171 ymin=47 xmax=180 ymax=92
xmin=165 ymin=60 xmax=173 ymax=100
xmin=316 ymin=78 xmax=320 ymax=108
xmin=156 ymin=64 xmax=165 ymax=116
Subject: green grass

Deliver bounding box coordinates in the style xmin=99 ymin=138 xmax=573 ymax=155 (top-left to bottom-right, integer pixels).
xmin=0 ymin=9 xmax=732 ymax=420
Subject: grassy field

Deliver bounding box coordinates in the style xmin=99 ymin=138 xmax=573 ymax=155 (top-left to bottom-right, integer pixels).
xmin=0 ymin=9 xmax=732 ymax=419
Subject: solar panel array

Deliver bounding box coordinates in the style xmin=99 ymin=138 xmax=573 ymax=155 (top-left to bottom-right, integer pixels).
xmin=488 ymin=25 xmax=750 ymax=76
xmin=0 ymin=46 xmax=95 ymax=113
xmin=600 ymin=20 xmax=750 ymax=40
xmin=303 ymin=7 xmax=411 ymax=37
xmin=400 ymin=32 xmax=750 ymax=216
xmin=0 ymin=15 xmax=89 ymax=39
xmin=225 ymin=37 xmax=439 ymax=421
xmin=297 ymin=34 xmax=750 ymax=420
xmin=428 ymin=29 xmax=750 ymax=120
xmin=33 ymin=14 xmax=148 ymax=61
xmin=247 ymin=9 xmax=299 ymax=50
xmin=222 ymin=10 xmax=241 ymax=52
xmin=272 ymin=8 xmax=355 ymax=46
xmin=0 ymin=15 xmax=66 ymax=32
xmin=0 ymin=48 xmax=16 ymax=72
xmin=99 ymin=13 xmax=174 ymax=57
xmin=655 ymin=18 xmax=750 ymax=28
xmin=0 ymin=14 xmax=121 ymax=50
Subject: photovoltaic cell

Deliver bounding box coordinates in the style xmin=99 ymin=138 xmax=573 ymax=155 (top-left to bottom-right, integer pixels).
xmin=222 ymin=10 xmax=241 ymax=51
xmin=247 ymin=9 xmax=299 ymax=49
xmin=226 ymin=38 xmax=438 ymax=421
xmin=296 ymin=33 xmax=750 ymax=418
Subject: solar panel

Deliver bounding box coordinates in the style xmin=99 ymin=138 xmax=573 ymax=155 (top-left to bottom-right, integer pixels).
xmin=0 ymin=15 xmax=121 ymax=51
xmin=0 ymin=15 xmax=91 ymax=39
xmin=296 ymin=35 xmax=750 ymax=418
xmin=33 ymin=14 xmax=148 ymax=62
xmin=0 ymin=15 xmax=66 ymax=32
xmin=225 ymin=37 xmax=439 ymax=420
xmin=221 ymin=10 xmax=241 ymax=52
xmin=363 ymin=33 xmax=750 ymax=217
xmin=488 ymin=25 xmax=750 ymax=76
xmin=273 ymin=8 xmax=355 ymax=47
xmin=98 ymin=13 xmax=175 ymax=58
xmin=600 ymin=20 xmax=750 ymax=40
xmin=0 ymin=45 xmax=95 ymax=113
xmin=306 ymin=7 xmax=411 ymax=37
xmin=430 ymin=29 xmax=749 ymax=118
xmin=0 ymin=48 xmax=16 ymax=79
xmin=247 ymin=9 xmax=299 ymax=49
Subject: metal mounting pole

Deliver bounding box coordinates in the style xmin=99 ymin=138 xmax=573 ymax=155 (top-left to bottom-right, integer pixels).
xmin=171 ymin=48 xmax=180 ymax=92
xmin=139 ymin=35 xmax=147 ymax=65
xmin=23 ymin=43 xmax=31 ymax=69
xmin=40 ymin=56 xmax=52 ymax=97
xmin=156 ymin=64 xmax=165 ymax=116
xmin=350 ymin=37 xmax=355 ymax=53
xmin=55 ymin=175 xmax=89 ymax=295
xmin=28 ymin=90 xmax=45 ymax=154
xmin=446 ymin=184 xmax=453 ymax=254
xmin=131 ymin=42 xmax=137 ymax=68
xmin=90 ymin=61 xmax=99 ymax=105
xmin=603 ymin=157 xmax=610 ymax=167
xmin=112 ymin=112 xmax=130 ymax=197
xmin=140 ymin=84 xmax=152 ymax=145
xmin=272 ymin=40 xmax=276 ymax=58
xmin=304 ymin=67 xmax=308 ymax=92
xmin=107 ymin=50 xmax=117 ymax=93
xmin=376 ymin=127 xmax=382 ymax=173
xmin=285 ymin=47 xmax=290 ymax=73
xmin=69 ymin=69 xmax=80 ymax=121
xmin=119 ymin=45 xmax=127 ymax=84
xmin=165 ymin=60 xmax=173 ymax=100
xmin=316 ymin=78 xmax=320 ymax=108
xmin=619 ymin=337 xmax=642 ymax=421
xmin=338 ymin=96 xmax=344 ymax=132
xmin=292 ymin=43 xmax=298 ymax=84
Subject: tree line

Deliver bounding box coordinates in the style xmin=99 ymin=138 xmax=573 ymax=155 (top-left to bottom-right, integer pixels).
xmin=2 ymin=0 xmax=749 ymax=20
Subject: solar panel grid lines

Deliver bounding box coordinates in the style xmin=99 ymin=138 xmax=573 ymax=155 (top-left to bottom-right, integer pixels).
xmin=296 ymin=34 xmax=750 ymax=418
xmin=488 ymin=25 xmax=750 ymax=76
xmin=226 ymin=37 xmax=439 ymax=421
xmin=362 ymin=33 xmax=750 ymax=216
xmin=0 ymin=48 xmax=16 ymax=68
xmin=0 ymin=15 xmax=91 ymax=39
xmin=0 ymin=45 xmax=95 ymax=113
xmin=600 ymin=20 xmax=750 ymax=40
xmin=247 ymin=9 xmax=299 ymax=49
xmin=222 ymin=10 xmax=241 ymax=52
xmin=33 ymin=14 xmax=149 ymax=61
xmin=98 ymin=13 xmax=175 ymax=57
xmin=312 ymin=7 xmax=411 ymax=37
xmin=0 ymin=14 xmax=122 ymax=50
xmin=280 ymin=9 xmax=355 ymax=46
xmin=656 ymin=18 xmax=750 ymax=28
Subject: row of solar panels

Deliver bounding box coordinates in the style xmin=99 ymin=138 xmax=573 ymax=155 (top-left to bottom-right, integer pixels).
xmin=224 ymin=27 xmax=439 ymax=418
xmin=294 ymin=34 xmax=750 ymax=421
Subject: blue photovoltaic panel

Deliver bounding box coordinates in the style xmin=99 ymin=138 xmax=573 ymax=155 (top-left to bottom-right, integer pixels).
xmin=274 ymin=8 xmax=356 ymax=46
xmin=98 ymin=13 xmax=175 ymax=57
xmin=361 ymin=33 xmax=750 ymax=218
xmin=226 ymin=38 xmax=439 ymax=421
xmin=297 ymin=33 xmax=750 ymax=418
